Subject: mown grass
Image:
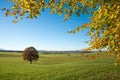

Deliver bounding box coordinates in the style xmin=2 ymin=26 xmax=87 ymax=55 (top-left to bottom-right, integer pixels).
xmin=0 ymin=52 xmax=120 ymax=80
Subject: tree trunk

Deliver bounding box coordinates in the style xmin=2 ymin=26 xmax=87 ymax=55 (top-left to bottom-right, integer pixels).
xmin=30 ymin=60 xmax=32 ymax=64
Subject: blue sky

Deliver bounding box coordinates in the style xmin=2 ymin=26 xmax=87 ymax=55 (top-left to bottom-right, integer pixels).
xmin=0 ymin=1 xmax=91 ymax=51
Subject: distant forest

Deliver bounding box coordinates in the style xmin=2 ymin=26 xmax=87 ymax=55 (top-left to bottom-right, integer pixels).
xmin=0 ymin=49 xmax=104 ymax=54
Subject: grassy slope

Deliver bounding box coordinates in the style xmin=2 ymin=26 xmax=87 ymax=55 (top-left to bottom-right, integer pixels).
xmin=0 ymin=52 xmax=120 ymax=80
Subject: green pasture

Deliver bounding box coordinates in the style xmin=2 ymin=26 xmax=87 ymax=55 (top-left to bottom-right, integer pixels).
xmin=0 ymin=52 xmax=120 ymax=80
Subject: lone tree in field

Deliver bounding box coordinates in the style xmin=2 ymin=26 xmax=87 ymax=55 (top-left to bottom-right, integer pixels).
xmin=23 ymin=46 xmax=39 ymax=64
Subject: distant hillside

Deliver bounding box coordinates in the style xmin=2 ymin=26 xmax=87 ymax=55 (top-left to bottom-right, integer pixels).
xmin=0 ymin=48 xmax=5 ymax=51
xmin=0 ymin=49 xmax=22 ymax=52
xmin=0 ymin=48 xmax=4 ymax=50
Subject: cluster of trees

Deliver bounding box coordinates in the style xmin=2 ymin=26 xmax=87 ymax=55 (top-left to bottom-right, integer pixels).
xmin=2 ymin=0 xmax=120 ymax=65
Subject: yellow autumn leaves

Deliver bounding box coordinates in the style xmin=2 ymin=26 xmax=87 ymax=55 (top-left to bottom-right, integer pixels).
xmin=69 ymin=1 xmax=120 ymax=64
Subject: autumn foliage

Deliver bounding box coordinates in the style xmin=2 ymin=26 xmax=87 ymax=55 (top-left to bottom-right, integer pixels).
xmin=23 ymin=46 xmax=39 ymax=64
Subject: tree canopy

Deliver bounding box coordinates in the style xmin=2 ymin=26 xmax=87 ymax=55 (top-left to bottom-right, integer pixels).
xmin=2 ymin=0 xmax=120 ymax=65
xmin=23 ymin=46 xmax=39 ymax=64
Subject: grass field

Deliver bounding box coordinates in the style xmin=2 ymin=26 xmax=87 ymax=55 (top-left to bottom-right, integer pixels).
xmin=0 ymin=52 xmax=120 ymax=80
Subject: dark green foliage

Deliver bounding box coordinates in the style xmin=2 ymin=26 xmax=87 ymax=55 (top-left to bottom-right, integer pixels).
xmin=23 ymin=46 xmax=39 ymax=64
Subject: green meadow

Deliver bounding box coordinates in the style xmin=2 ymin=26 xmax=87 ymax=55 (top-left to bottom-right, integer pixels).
xmin=0 ymin=52 xmax=120 ymax=80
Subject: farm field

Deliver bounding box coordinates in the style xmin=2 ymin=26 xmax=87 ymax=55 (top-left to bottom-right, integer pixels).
xmin=0 ymin=52 xmax=120 ymax=80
